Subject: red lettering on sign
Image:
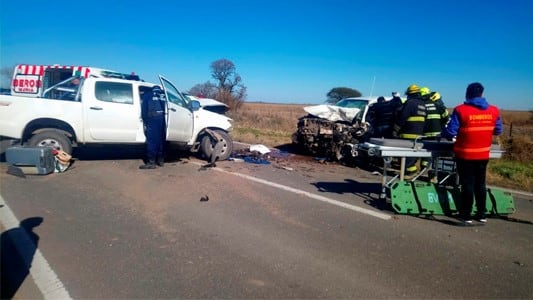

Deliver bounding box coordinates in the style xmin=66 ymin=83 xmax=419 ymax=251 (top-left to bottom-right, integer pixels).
xmin=17 ymin=79 xmax=40 ymax=87
xmin=12 ymin=74 xmax=40 ymax=93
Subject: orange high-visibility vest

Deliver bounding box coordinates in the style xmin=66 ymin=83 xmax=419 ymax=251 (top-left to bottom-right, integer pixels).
xmin=453 ymin=104 xmax=500 ymax=160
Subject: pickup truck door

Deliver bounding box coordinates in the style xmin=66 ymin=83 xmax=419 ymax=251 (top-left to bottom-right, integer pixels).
xmin=84 ymin=80 xmax=141 ymax=141
xmin=159 ymin=75 xmax=193 ymax=142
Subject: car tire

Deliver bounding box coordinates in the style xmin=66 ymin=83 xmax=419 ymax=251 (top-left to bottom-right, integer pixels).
xmin=200 ymin=129 xmax=233 ymax=161
xmin=27 ymin=130 xmax=73 ymax=154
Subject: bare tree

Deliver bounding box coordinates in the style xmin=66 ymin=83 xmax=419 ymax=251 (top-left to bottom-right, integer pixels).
xmin=210 ymin=59 xmax=246 ymax=111
xmin=188 ymin=81 xmax=218 ymax=99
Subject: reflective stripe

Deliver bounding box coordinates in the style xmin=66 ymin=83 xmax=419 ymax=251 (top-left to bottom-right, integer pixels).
xmin=406 ymin=165 xmax=417 ymax=172
xmin=461 ymin=126 xmax=494 ymax=132
xmin=426 ymin=114 xmax=441 ymax=119
xmin=425 ymin=132 xmax=440 ymax=137
xmin=400 ymin=133 xmax=421 ymax=139
xmin=407 ymin=116 xmax=425 ymax=122
xmin=455 ymin=146 xmax=491 ymax=153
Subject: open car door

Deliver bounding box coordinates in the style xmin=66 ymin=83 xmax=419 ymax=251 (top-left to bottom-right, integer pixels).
xmin=158 ymin=75 xmax=194 ymax=142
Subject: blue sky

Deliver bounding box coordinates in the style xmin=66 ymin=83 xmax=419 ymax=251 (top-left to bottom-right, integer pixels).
xmin=1 ymin=0 xmax=532 ymax=110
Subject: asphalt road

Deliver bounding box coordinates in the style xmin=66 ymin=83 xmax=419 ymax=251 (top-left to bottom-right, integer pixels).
xmin=1 ymin=146 xmax=532 ymax=299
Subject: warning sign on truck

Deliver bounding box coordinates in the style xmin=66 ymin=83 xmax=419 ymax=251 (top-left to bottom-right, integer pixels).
xmin=13 ymin=74 xmax=41 ymax=94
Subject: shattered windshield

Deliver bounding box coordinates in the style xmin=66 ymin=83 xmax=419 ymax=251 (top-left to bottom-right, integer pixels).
xmin=335 ymin=99 xmax=369 ymax=110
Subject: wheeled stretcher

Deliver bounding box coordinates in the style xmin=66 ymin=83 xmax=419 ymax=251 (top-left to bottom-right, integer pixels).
xmin=358 ymin=138 xmax=515 ymax=216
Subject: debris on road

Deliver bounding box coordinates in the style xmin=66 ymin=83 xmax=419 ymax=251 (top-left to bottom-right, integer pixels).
xmin=249 ymin=144 xmax=271 ymax=154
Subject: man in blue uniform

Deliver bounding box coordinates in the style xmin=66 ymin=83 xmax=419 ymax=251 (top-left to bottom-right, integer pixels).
xmin=367 ymin=96 xmax=395 ymax=138
xmin=140 ymin=85 xmax=167 ymax=169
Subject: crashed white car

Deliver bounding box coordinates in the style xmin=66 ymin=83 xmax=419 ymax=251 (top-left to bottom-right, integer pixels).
xmin=292 ymin=97 xmax=380 ymax=161
xmin=302 ymin=97 xmax=378 ymax=123
xmin=183 ymin=93 xmax=229 ymax=115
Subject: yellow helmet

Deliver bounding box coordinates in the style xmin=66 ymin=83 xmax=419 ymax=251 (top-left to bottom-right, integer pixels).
xmin=405 ymin=84 xmax=420 ymax=95
xmin=420 ymin=86 xmax=430 ymax=97
xmin=429 ymin=91 xmax=441 ymax=102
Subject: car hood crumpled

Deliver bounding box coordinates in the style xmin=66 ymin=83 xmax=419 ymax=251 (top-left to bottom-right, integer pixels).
xmin=303 ymin=104 xmax=360 ymax=122
xmin=196 ymin=97 xmax=229 ymax=108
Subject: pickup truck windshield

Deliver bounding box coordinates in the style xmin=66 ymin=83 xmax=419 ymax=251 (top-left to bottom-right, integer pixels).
xmin=100 ymin=71 xmax=140 ymax=81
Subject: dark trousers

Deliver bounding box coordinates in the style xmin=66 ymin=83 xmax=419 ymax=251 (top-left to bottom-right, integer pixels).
xmin=420 ymin=137 xmax=438 ymax=168
xmin=455 ymin=158 xmax=489 ymax=219
xmin=144 ymin=116 xmax=166 ymax=161
xmin=373 ymin=125 xmax=393 ymax=139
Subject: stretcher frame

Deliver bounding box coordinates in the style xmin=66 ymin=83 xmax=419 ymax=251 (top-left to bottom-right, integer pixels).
xmin=357 ymin=138 xmax=513 ymax=216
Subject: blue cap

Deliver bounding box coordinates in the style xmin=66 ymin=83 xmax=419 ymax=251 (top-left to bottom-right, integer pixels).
xmin=152 ymin=85 xmax=162 ymax=92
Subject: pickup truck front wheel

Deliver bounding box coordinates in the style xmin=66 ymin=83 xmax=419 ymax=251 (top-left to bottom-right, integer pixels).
xmin=27 ymin=130 xmax=73 ymax=154
xmin=200 ymin=129 xmax=233 ymax=161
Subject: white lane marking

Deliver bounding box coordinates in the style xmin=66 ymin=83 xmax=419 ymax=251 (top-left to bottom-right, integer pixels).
xmin=194 ymin=162 xmax=391 ymax=220
xmin=0 ymin=194 xmax=72 ymax=300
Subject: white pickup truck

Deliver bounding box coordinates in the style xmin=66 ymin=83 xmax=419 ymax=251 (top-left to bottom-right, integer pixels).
xmin=0 ymin=74 xmax=234 ymax=160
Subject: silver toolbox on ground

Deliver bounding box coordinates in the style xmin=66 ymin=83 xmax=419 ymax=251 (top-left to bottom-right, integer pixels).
xmin=5 ymin=146 xmax=55 ymax=175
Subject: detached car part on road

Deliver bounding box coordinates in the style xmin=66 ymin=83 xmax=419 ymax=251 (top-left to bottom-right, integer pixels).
xmin=292 ymin=97 xmax=378 ymax=163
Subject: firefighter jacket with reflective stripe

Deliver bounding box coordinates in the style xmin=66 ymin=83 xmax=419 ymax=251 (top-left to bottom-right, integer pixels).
xmin=393 ymin=96 xmax=426 ymax=140
xmin=452 ymin=103 xmax=501 ymax=160
xmin=423 ymin=99 xmax=450 ymax=137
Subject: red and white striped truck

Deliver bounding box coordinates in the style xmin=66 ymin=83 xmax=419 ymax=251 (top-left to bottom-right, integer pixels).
xmin=11 ymin=64 xmax=140 ymax=97
xmin=0 ymin=65 xmax=233 ymax=160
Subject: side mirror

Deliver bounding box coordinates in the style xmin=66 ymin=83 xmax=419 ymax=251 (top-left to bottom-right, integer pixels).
xmin=191 ymin=100 xmax=201 ymax=111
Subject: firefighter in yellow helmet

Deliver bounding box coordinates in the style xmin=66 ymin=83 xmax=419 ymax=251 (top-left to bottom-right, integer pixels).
xmin=420 ymin=86 xmax=431 ymax=101
xmin=392 ymin=84 xmax=427 ymax=176
xmin=423 ymin=91 xmax=450 ymax=137
xmin=420 ymin=89 xmax=451 ymax=171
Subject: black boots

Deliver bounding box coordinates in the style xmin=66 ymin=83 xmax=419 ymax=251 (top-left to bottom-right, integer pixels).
xmin=139 ymin=156 xmax=164 ymax=169
xmin=139 ymin=159 xmax=157 ymax=169
xmin=156 ymin=156 xmax=164 ymax=167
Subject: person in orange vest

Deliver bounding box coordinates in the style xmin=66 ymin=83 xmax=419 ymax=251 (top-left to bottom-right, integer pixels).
xmin=441 ymin=82 xmax=503 ymax=225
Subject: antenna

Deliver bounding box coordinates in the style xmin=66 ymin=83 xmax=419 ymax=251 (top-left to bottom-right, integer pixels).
xmin=369 ymin=76 xmax=376 ymax=98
